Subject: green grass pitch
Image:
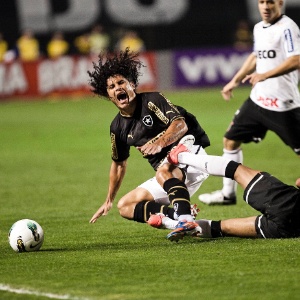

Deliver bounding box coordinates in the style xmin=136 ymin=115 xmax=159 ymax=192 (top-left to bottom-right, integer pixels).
xmin=0 ymin=87 xmax=299 ymax=300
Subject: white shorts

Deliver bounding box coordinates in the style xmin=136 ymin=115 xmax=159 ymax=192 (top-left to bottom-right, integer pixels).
xmin=138 ymin=146 xmax=209 ymax=205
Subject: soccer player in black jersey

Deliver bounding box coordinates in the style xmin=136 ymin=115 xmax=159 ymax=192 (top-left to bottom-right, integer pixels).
xmin=150 ymin=137 xmax=300 ymax=241
xmin=88 ymin=48 xmax=210 ymax=227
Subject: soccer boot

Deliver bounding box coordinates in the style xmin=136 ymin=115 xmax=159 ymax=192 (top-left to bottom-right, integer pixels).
xmin=167 ymin=134 xmax=195 ymax=165
xmin=198 ymin=190 xmax=236 ymax=205
xmin=166 ymin=221 xmax=198 ymax=242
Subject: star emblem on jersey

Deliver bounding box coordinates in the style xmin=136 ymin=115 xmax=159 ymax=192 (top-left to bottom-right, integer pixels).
xmin=142 ymin=115 xmax=153 ymax=127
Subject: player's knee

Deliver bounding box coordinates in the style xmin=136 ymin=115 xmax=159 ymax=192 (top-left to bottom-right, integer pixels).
xmin=118 ymin=190 xmax=148 ymax=219
xmin=155 ymin=164 xmax=170 ymax=185
xmin=156 ymin=164 xmax=183 ymax=185
xmin=117 ymin=196 xmax=133 ymax=219
xmin=117 ymin=196 xmax=126 ymax=211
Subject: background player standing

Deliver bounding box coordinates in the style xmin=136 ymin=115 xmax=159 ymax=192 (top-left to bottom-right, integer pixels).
xmin=199 ymin=0 xmax=300 ymax=205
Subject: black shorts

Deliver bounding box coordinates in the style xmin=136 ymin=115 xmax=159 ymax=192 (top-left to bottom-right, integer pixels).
xmin=243 ymin=172 xmax=300 ymax=238
xmin=224 ymin=98 xmax=300 ymax=154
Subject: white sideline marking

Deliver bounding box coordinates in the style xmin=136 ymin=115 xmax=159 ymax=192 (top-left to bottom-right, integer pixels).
xmin=0 ymin=284 xmax=88 ymax=300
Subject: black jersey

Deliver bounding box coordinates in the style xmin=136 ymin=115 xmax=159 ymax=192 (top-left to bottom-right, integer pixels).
xmin=110 ymin=92 xmax=210 ymax=170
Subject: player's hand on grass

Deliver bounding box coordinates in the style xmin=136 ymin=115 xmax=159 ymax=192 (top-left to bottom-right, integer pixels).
xmin=89 ymin=201 xmax=113 ymax=223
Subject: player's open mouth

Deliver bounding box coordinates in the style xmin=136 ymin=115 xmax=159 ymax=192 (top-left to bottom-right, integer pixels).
xmin=117 ymin=91 xmax=128 ymax=102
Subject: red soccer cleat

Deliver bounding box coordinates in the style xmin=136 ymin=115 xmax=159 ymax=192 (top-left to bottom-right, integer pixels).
xmin=147 ymin=213 xmax=165 ymax=228
xmin=168 ymin=135 xmax=195 ymax=165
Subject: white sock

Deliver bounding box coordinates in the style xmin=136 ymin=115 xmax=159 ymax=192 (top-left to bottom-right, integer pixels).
xmin=178 ymin=153 xmax=231 ymax=176
xmin=194 ymin=219 xmax=213 ymax=238
xmin=178 ymin=214 xmax=194 ymax=222
xmin=161 ymin=216 xmax=195 ymax=230
xmin=222 ymin=148 xmax=243 ymax=198
xmin=161 ymin=216 xmax=178 ymax=230
xmin=173 ymin=210 xmax=194 ymax=222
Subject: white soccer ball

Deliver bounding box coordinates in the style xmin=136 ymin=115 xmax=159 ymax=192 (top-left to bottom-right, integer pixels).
xmin=8 ymin=219 xmax=44 ymax=252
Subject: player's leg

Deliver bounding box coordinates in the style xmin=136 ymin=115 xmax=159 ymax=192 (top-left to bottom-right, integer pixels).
xmin=199 ymin=99 xmax=266 ymax=205
xmin=197 ymin=173 xmax=300 ymax=239
xmin=220 ymin=216 xmax=257 ymax=237
xmin=147 ymin=137 xmax=208 ymax=232
xmin=156 ymin=163 xmax=194 ymax=222
xmin=233 ymin=164 xmax=260 ymax=189
xmin=148 ymin=148 xmax=208 ymax=229
xmin=117 ymin=186 xmax=176 ymax=223
xmin=119 ymin=166 xmax=191 ymax=223
xmin=124 ymin=161 xmax=203 ymax=225
xmin=169 ymin=146 xmax=259 ymax=190
xmin=156 ymin=137 xmax=200 ymax=223
xmin=165 ymin=142 xmax=262 ymax=240
xmin=268 ymin=107 xmax=300 ymax=157
xmin=163 ymin=215 xmax=258 ymax=241
xmin=117 ymin=187 xmax=153 ymax=220
xmin=194 ymin=216 xmax=257 ymax=238
xmin=159 ymin=215 xmax=258 ymax=241
xmin=156 ymin=143 xmax=209 ymax=224
xmin=222 ymin=139 xmax=243 ymax=196
xmin=198 ymin=140 xmax=242 ymax=205
xmin=143 ymin=135 xmax=208 ymax=231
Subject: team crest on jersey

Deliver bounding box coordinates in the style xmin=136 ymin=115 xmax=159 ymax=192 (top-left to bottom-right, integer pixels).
xmin=142 ymin=115 xmax=153 ymax=127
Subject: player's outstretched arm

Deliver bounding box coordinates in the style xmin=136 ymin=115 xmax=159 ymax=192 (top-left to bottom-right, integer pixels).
xmin=90 ymin=160 xmax=127 ymax=223
xmin=89 ymin=200 xmax=113 ymax=223
xmin=221 ymin=53 xmax=256 ymax=101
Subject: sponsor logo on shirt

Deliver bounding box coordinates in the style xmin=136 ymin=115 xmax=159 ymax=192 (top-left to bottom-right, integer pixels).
xmin=257 ymin=50 xmax=276 ymax=59
xmin=257 ymin=96 xmax=278 ymax=107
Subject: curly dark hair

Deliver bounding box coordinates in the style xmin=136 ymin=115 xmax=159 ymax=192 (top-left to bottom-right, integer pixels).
xmin=87 ymin=48 xmax=144 ymax=98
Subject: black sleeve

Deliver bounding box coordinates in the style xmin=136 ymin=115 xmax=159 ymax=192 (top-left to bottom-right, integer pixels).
xmin=110 ymin=117 xmax=130 ymax=162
